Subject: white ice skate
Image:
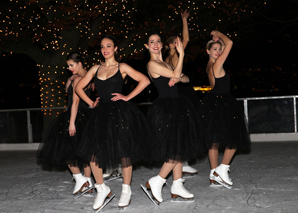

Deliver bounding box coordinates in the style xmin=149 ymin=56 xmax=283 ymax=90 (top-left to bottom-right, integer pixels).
xmin=93 ymin=183 xmax=115 ymax=211
xmin=104 ymin=165 xmax=123 ymax=182
xmin=141 ymin=175 xmax=166 ymax=205
xmin=182 ymin=162 xmax=198 ymax=177
xmin=170 ymin=178 xmax=194 ymax=202
xmin=72 ymin=173 xmax=89 ymax=196
xmin=209 ymin=169 xmax=223 ymax=188
xmin=118 ymin=184 xmax=131 ymax=209
xmin=213 ymin=164 xmax=233 ymax=189
xmin=74 ymin=176 xmax=94 ymax=198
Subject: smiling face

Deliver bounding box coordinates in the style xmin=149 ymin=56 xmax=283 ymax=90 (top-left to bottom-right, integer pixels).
xmin=146 ymin=34 xmax=163 ymax=54
xmin=66 ymin=59 xmax=81 ymax=74
xmin=207 ymin=43 xmax=222 ymax=59
xmin=100 ymin=38 xmax=118 ymax=59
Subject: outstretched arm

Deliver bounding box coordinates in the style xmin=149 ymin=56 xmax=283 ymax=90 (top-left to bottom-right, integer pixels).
xmin=181 ymin=9 xmax=190 ymax=49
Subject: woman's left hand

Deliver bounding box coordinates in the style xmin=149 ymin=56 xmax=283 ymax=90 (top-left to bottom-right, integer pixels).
xmin=168 ymin=78 xmax=179 ymax=87
xmin=111 ymin=93 xmax=128 ymax=102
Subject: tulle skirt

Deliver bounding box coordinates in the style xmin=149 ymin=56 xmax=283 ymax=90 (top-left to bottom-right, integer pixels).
xmin=147 ymin=95 xmax=204 ymax=163
xmin=198 ymin=93 xmax=251 ymax=151
xmin=77 ymin=100 xmax=152 ymax=169
xmin=37 ymin=108 xmax=90 ymax=168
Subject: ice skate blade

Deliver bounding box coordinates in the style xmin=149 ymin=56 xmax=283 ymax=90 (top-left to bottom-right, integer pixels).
xmin=182 ymin=172 xmax=198 ymax=178
xmin=213 ymin=176 xmax=232 ymax=189
xmin=171 ymin=197 xmax=195 ymax=203
xmin=94 ymin=193 xmax=115 ymax=212
xmin=140 ymin=184 xmax=159 ymax=206
xmin=209 ymin=179 xmax=223 ymax=188
xmin=104 ymin=174 xmax=122 ymax=182
xmin=74 ymin=186 xmax=94 ymax=199
xmin=118 ymin=200 xmax=131 ymax=210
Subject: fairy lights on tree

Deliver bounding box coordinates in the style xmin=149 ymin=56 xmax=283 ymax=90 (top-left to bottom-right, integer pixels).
xmin=0 ymin=0 xmax=266 ymax=115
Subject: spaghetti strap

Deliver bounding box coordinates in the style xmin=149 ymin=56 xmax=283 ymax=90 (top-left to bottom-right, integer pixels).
xmin=95 ymin=65 xmax=100 ymax=76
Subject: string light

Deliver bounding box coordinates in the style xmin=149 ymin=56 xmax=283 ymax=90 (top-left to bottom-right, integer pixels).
xmin=1 ymin=0 xmax=265 ymax=115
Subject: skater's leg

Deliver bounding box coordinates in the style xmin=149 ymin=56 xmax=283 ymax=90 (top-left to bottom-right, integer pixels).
xmin=90 ymin=160 xmax=113 ymax=210
xmin=90 ymin=161 xmax=104 ymax=184
xmin=68 ymin=165 xmax=81 ymax=174
xmin=213 ymin=148 xmax=236 ymax=188
xmin=145 ymin=160 xmax=178 ymax=203
xmin=208 ymin=143 xmax=222 ymax=187
xmin=208 ymin=143 xmax=219 ymax=169
xmin=172 ymin=162 xmax=183 ymax=180
xmin=68 ymin=165 xmax=89 ymax=195
xmin=121 ymin=158 xmax=132 ymax=185
xmin=171 ymin=162 xmax=194 ymax=199
xmin=159 ymin=161 xmax=178 ymax=179
xmin=222 ymin=148 xmax=236 ymax=165
xmin=83 ymin=165 xmax=92 ymax=178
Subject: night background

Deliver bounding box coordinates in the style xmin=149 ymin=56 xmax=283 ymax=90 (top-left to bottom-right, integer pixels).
xmin=0 ymin=0 xmax=297 ymax=110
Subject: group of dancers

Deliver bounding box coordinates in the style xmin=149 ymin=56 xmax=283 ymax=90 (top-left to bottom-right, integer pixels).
xmin=37 ymin=10 xmax=251 ymax=211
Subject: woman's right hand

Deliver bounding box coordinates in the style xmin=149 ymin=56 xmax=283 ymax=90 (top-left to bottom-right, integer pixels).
xmin=91 ymin=97 xmax=100 ymax=108
xmin=211 ymin=30 xmax=220 ymax=41
xmin=176 ymin=37 xmax=184 ymax=57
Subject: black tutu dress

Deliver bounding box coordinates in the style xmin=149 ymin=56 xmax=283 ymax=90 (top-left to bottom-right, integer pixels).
xmin=147 ymin=76 xmax=204 ymax=163
xmin=77 ymin=66 xmax=151 ymax=169
xmin=37 ymin=85 xmax=91 ymax=168
xmin=199 ymin=71 xmax=251 ymax=151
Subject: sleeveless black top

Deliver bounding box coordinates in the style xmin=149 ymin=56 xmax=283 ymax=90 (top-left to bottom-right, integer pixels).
xmin=151 ymin=76 xmax=179 ymax=98
xmin=94 ymin=66 xmax=123 ymax=103
xmin=67 ymin=84 xmax=90 ymax=110
xmin=211 ymin=68 xmax=230 ymax=95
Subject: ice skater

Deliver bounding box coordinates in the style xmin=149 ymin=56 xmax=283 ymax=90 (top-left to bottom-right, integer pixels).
xmin=199 ymin=30 xmax=251 ymax=188
xmin=37 ymin=52 xmax=94 ymax=197
xmin=141 ymin=33 xmax=203 ymax=205
xmin=164 ymin=9 xmax=199 ymax=176
xmin=75 ymin=35 xmax=151 ymax=211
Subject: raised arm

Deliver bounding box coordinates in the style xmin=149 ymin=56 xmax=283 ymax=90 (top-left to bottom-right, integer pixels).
xmin=75 ymin=65 xmax=98 ymax=108
xmin=181 ymin=9 xmax=190 ymax=49
xmin=212 ymin=30 xmax=233 ymax=69
xmin=111 ymin=63 xmax=150 ymax=102
xmin=148 ymin=37 xmax=185 ymax=79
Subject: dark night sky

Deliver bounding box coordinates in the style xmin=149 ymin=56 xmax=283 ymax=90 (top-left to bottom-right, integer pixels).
xmin=0 ymin=0 xmax=297 ymax=109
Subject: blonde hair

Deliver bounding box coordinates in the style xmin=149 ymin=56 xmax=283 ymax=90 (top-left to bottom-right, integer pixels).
xmin=206 ymin=40 xmax=221 ymax=50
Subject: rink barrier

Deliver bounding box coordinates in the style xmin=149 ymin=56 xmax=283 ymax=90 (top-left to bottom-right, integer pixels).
xmin=0 ymin=95 xmax=298 ymax=150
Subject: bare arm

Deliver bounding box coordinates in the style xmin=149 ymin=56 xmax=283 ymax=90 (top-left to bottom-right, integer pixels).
xmin=65 ymin=75 xmax=77 ymax=92
xmin=212 ymin=30 xmax=233 ymax=71
xmin=68 ymin=77 xmax=81 ymax=136
xmin=111 ymin=63 xmax=150 ymax=102
xmin=181 ymin=10 xmax=190 ymax=49
xmin=75 ymin=65 xmax=98 ymax=107
xmin=149 ymin=37 xmax=184 ymax=79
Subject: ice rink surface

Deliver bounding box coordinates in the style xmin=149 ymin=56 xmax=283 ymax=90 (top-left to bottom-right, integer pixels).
xmin=1 ymin=142 xmax=298 ymax=213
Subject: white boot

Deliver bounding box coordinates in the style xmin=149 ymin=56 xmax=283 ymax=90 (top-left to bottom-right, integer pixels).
xmin=209 ymin=169 xmax=222 ymax=187
xmin=171 ymin=178 xmax=194 ymax=199
xmin=82 ymin=176 xmax=93 ymax=194
xmin=182 ymin=161 xmax=198 ymax=175
xmin=103 ymin=167 xmax=114 ymax=179
xmin=72 ymin=173 xmax=89 ymax=195
xmin=93 ymin=183 xmax=112 ymax=210
xmin=214 ymin=164 xmax=233 ymax=186
xmin=118 ymin=184 xmax=131 ymax=208
xmin=147 ymin=175 xmax=166 ymax=203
